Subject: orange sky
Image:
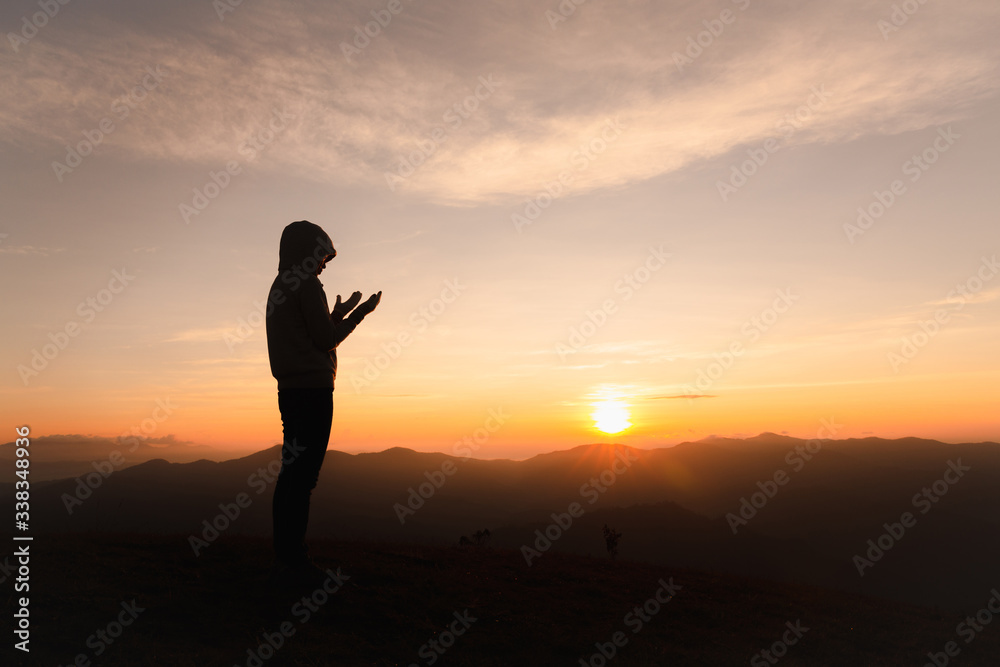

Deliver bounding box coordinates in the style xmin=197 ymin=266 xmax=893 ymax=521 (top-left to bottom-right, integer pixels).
xmin=2 ymin=0 xmax=999 ymax=459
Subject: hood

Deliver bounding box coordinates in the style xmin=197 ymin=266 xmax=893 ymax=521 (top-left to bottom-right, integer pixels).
xmin=277 ymin=220 xmax=335 ymax=271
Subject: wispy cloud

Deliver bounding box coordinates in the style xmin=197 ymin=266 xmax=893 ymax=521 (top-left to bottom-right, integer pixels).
xmin=0 ymin=245 xmax=67 ymax=256
xmin=926 ymin=288 xmax=1000 ymax=307
xmin=163 ymin=328 xmax=230 ymax=343
xmin=360 ymin=230 xmax=427 ymax=246
xmin=652 ymin=394 xmax=716 ymax=400
xmin=1 ymin=0 xmax=997 ymax=205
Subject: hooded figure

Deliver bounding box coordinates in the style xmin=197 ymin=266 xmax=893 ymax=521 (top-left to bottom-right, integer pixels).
xmin=265 ymin=220 xmax=381 ymax=582
xmin=266 ymin=220 xmax=360 ymax=389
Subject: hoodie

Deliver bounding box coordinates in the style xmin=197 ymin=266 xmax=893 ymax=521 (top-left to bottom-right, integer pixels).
xmin=265 ymin=220 xmax=360 ymax=389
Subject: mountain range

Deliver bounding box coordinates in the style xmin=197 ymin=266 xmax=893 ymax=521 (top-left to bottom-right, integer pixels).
xmin=4 ymin=432 xmax=998 ymax=612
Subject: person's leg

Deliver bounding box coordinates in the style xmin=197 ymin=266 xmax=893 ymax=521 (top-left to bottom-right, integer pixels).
xmin=272 ymin=387 xmax=333 ymax=567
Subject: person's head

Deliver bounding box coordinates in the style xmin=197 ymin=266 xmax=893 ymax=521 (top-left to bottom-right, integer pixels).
xmin=278 ymin=220 xmax=336 ymax=277
xmin=317 ymin=248 xmax=336 ymax=276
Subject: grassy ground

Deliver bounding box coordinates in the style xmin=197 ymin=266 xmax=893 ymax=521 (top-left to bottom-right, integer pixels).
xmin=10 ymin=533 xmax=998 ymax=666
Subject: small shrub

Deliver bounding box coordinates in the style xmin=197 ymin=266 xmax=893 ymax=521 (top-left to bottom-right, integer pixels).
xmin=603 ymin=524 xmax=622 ymax=561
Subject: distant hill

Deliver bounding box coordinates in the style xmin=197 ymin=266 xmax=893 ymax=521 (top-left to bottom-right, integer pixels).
xmin=0 ymin=434 xmax=229 ymax=482
xmin=10 ymin=533 xmax=1000 ymax=666
xmin=5 ymin=434 xmax=999 ymax=611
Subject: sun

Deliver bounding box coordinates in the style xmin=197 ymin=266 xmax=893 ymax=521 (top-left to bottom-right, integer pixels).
xmin=591 ymin=399 xmax=632 ymax=434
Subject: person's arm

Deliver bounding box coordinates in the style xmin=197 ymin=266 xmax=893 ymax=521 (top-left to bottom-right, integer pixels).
xmin=300 ymin=279 xmax=359 ymax=351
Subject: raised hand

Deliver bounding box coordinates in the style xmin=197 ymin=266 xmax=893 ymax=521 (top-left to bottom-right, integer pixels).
xmin=333 ymin=291 xmax=362 ymax=317
xmin=352 ymin=291 xmax=382 ymax=320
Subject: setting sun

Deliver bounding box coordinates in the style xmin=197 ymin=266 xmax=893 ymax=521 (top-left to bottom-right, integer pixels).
xmin=591 ymin=399 xmax=632 ymax=434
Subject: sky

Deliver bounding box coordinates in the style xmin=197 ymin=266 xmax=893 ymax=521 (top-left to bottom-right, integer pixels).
xmin=2 ymin=0 xmax=999 ymax=460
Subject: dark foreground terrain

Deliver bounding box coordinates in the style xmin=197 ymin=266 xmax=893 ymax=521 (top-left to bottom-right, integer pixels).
xmin=6 ymin=533 xmax=999 ymax=666
xmin=14 ymin=437 xmax=1000 ymax=613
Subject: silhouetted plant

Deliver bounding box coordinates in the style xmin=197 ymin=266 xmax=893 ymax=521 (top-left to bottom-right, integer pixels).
xmin=458 ymin=528 xmax=491 ymax=547
xmin=603 ymin=524 xmax=622 ymax=561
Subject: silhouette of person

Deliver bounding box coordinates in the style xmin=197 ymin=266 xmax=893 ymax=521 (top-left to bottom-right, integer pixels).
xmin=265 ymin=220 xmax=381 ymax=584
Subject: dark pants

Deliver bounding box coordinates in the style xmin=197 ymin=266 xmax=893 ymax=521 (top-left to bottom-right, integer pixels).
xmin=272 ymin=387 xmax=333 ymax=566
